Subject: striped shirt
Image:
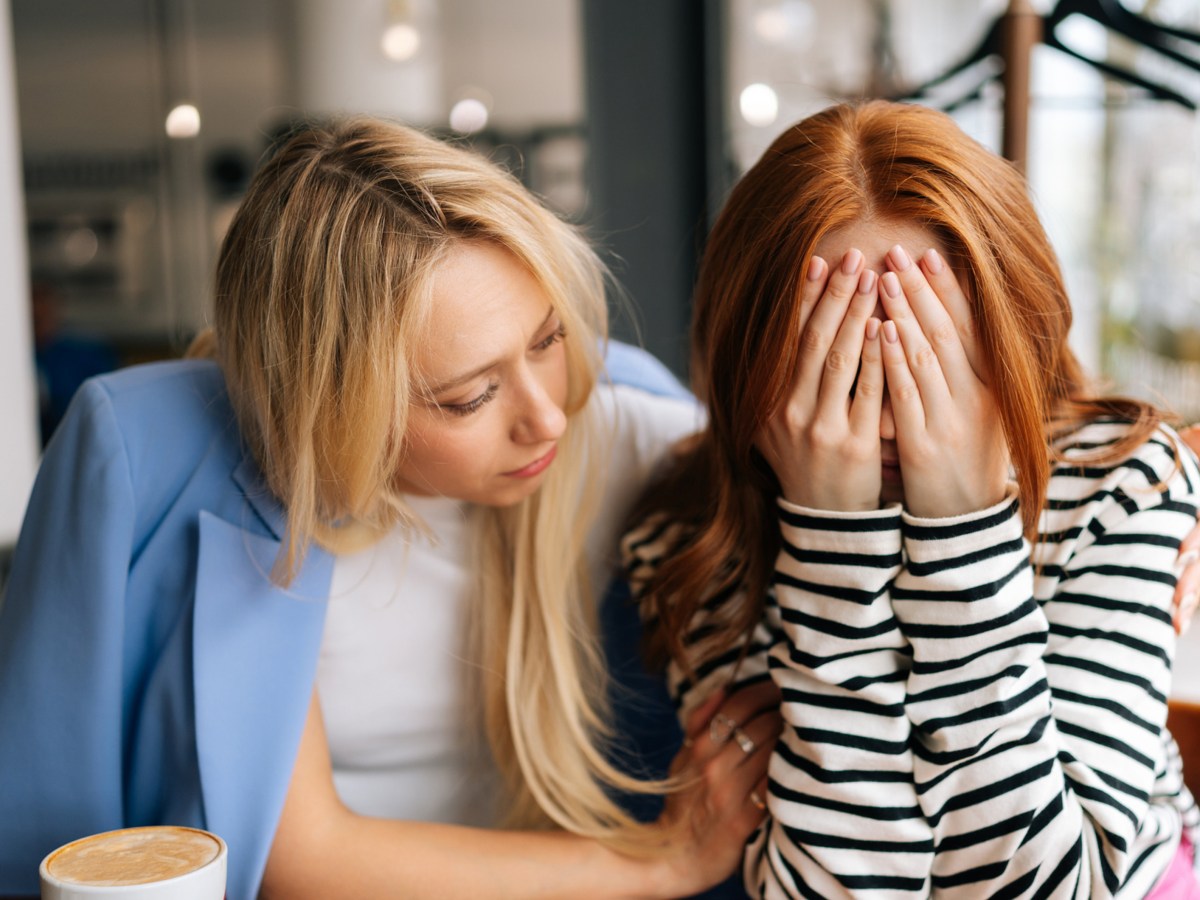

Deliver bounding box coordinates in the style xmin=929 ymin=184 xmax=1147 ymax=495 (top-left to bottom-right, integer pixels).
xmin=623 ymin=420 xmax=1200 ymax=898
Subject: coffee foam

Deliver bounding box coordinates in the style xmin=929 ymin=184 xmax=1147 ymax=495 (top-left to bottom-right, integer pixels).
xmin=46 ymin=826 xmax=221 ymax=887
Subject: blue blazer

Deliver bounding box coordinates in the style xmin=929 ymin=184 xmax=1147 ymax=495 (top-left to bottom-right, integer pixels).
xmin=0 ymin=347 xmax=692 ymax=899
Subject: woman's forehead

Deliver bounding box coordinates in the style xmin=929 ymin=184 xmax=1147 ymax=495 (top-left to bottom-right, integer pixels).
xmin=813 ymin=221 xmax=948 ymax=271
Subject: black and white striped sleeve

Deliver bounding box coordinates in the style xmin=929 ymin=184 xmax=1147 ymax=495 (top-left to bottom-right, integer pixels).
xmin=756 ymin=424 xmax=1200 ymax=898
xmin=890 ymin=426 xmax=1200 ymax=898
xmin=746 ymin=501 xmax=932 ymax=898
xmin=892 ymin=491 xmax=1054 ymax=896
xmin=626 ymin=426 xmax=1199 ymax=898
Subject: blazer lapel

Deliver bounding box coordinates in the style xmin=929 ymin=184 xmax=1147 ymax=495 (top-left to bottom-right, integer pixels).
xmin=192 ymin=459 xmax=333 ymax=899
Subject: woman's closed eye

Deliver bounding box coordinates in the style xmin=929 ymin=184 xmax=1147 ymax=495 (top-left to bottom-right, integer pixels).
xmin=533 ymin=324 xmax=566 ymax=353
xmin=436 ymin=322 xmax=563 ymax=417
xmin=440 ymin=380 xmax=500 ymax=417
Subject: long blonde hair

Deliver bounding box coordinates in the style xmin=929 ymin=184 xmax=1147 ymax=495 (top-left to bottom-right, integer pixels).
xmin=193 ymin=117 xmax=663 ymax=844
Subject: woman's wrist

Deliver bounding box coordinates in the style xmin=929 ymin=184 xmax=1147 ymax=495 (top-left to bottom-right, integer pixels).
xmin=587 ymin=840 xmax=695 ymax=900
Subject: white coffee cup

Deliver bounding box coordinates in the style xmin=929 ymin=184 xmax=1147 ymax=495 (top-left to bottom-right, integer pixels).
xmin=39 ymin=825 xmax=226 ymax=900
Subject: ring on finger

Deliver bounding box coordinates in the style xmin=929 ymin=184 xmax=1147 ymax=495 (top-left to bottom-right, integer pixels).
xmin=749 ymin=790 xmax=766 ymax=811
xmin=733 ymin=727 xmax=756 ymax=756
xmin=709 ymin=713 xmax=737 ymax=745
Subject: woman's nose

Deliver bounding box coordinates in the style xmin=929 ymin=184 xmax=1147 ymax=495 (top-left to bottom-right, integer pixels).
xmin=512 ymin=375 xmax=567 ymax=445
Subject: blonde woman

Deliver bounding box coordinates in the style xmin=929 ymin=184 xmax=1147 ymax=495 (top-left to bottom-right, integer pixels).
xmin=0 ymin=118 xmax=777 ymax=899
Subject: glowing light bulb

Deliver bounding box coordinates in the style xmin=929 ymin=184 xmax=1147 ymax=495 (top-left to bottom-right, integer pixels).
xmin=739 ymin=83 xmax=779 ymax=127
xmin=381 ymin=23 xmax=421 ymax=61
xmin=449 ymin=98 xmax=489 ymax=134
xmin=165 ymin=104 xmax=201 ymax=138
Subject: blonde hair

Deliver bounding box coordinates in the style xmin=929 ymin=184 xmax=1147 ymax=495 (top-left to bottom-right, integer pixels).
xmin=192 ymin=117 xmax=664 ymax=845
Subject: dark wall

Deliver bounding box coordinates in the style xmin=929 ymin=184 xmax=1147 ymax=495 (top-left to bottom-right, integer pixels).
xmin=582 ymin=0 xmax=726 ymax=380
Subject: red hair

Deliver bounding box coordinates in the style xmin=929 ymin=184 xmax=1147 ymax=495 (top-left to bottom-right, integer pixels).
xmin=638 ymin=100 xmax=1164 ymax=673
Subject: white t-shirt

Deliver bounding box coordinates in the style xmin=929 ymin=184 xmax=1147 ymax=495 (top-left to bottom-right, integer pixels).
xmin=316 ymin=384 xmax=701 ymax=824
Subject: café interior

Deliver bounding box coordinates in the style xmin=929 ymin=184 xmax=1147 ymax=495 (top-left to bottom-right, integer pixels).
xmin=3 ymin=0 xmax=1200 ymax=895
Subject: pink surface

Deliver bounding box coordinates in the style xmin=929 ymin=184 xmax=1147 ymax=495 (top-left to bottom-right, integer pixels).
xmin=1147 ymin=836 xmax=1200 ymax=899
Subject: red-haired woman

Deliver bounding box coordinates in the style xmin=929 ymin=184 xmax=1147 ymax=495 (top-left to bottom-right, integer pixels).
xmin=625 ymin=100 xmax=1200 ymax=897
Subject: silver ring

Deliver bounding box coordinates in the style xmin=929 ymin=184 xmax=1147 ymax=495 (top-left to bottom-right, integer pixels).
xmin=709 ymin=713 xmax=737 ymax=745
xmin=733 ymin=727 xmax=756 ymax=756
xmin=750 ymin=790 xmax=766 ymax=811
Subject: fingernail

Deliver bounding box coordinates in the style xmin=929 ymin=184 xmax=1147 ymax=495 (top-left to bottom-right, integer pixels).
xmin=807 ymin=256 xmax=826 ymax=282
xmin=841 ymin=249 xmax=863 ymax=275
xmin=858 ymin=269 xmax=877 ymax=295
xmin=865 ymin=317 xmax=880 ymax=340
xmin=883 ymin=320 xmax=899 ymax=343
xmin=881 ymin=271 xmax=902 ymax=298
xmin=888 ymin=244 xmax=911 ymax=271
xmin=1180 ymin=549 xmax=1200 ymax=569
xmin=923 ymin=247 xmax=944 ymax=274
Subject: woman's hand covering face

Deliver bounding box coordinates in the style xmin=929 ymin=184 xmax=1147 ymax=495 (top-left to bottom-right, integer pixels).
xmin=754 ymin=249 xmax=886 ymax=511
xmin=755 ymin=239 xmax=1007 ymax=520
xmin=876 ymin=244 xmax=1010 ymax=519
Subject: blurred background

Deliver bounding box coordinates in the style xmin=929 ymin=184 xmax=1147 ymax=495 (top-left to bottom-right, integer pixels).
xmin=2 ymin=0 xmax=1200 ymax=555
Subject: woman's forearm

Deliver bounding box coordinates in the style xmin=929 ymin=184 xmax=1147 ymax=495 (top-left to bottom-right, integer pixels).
xmin=263 ymin=809 xmax=675 ymax=900
xmin=757 ymin=500 xmax=930 ymax=898
xmin=260 ymin=692 xmax=712 ymax=900
xmin=892 ymin=457 xmax=1192 ymax=897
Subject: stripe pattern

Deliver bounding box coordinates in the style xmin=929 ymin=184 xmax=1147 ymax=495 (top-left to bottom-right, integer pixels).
xmin=623 ymin=421 xmax=1200 ymax=898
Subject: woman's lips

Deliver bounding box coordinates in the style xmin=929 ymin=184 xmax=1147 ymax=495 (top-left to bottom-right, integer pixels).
xmin=881 ymin=459 xmax=902 ymax=483
xmin=504 ymin=445 xmax=557 ymax=478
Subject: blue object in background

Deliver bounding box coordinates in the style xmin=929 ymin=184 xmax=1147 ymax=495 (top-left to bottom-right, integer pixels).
xmin=31 ymin=282 xmax=120 ymax=445
xmin=36 ymin=335 xmax=120 ymax=444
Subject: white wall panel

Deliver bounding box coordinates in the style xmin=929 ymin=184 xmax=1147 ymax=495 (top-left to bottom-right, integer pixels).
xmin=0 ymin=0 xmax=40 ymax=545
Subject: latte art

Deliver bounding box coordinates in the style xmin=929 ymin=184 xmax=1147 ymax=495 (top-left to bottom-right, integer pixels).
xmin=45 ymin=826 xmax=221 ymax=887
